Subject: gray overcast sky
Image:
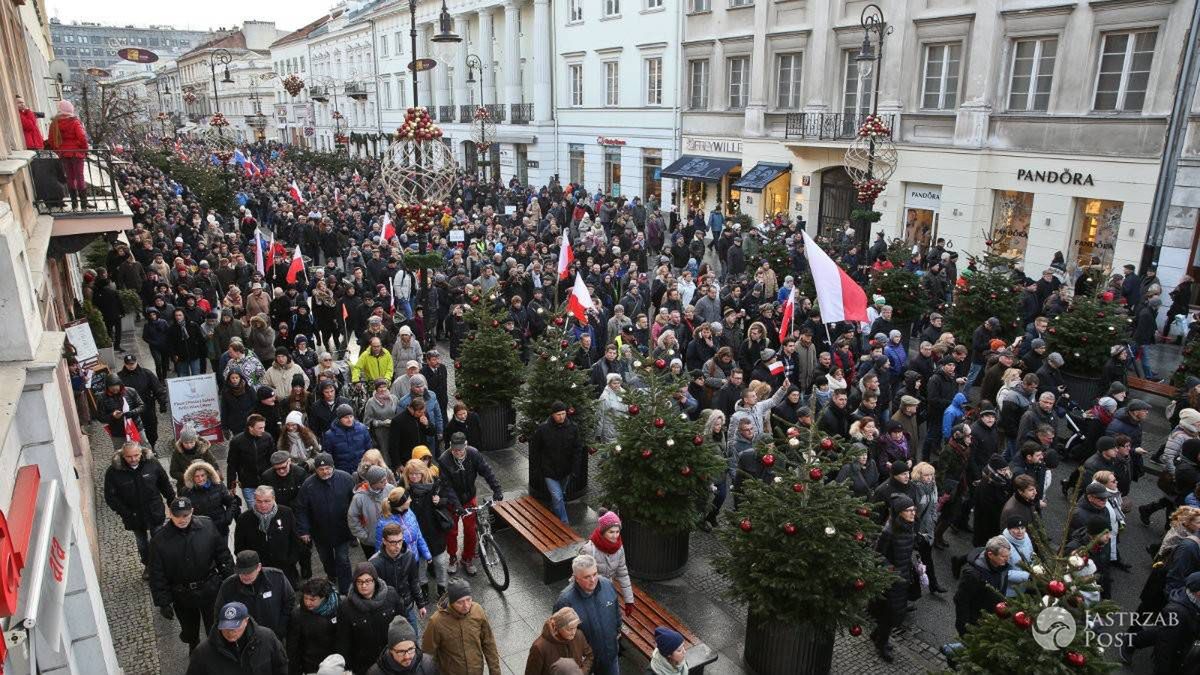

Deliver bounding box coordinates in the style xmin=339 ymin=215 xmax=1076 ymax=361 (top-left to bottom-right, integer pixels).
xmin=46 ymin=0 xmax=335 ymax=33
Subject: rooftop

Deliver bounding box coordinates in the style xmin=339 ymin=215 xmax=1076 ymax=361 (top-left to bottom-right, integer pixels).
xmin=270 ymin=9 xmax=343 ymax=49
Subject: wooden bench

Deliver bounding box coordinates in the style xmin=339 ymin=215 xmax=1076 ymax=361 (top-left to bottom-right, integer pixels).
xmin=1128 ymin=376 xmax=1179 ymax=400
xmin=491 ymin=495 xmax=583 ymax=583
xmin=622 ymin=585 xmax=718 ymax=674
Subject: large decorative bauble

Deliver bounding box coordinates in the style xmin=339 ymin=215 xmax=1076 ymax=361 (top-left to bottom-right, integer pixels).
xmin=844 ymin=132 xmax=898 ymax=185
xmin=381 ymin=128 xmax=457 ymax=205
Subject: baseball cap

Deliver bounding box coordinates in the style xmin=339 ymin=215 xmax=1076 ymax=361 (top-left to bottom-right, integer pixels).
xmin=235 ymin=550 xmax=261 ymax=573
xmin=1085 ymin=482 xmax=1109 ymax=497
xmin=169 ymin=497 xmax=193 ymax=514
xmin=217 ymin=602 xmax=249 ymax=629
xmin=450 ymin=432 xmax=468 ymax=450
xmin=123 ymin=354 xmax=137 ymax=364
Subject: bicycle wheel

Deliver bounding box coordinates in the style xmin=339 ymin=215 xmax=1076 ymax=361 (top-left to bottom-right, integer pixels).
xmin=479 ymin=534 xmax=509 ymax=591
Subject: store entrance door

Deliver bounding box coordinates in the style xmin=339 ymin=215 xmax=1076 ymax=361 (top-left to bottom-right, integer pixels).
xmin=818 ymin=166 xmax=856 ymax=241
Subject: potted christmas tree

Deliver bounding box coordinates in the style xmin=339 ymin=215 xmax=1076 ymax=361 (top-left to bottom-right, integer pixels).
xmin=945 ymin=243 xmax=1023 ymax=342
xmin=516 ymin=312 xmax=598 ymax=503
xmin=868 ymin=244 xmax=926 ymax=340
xmin=715 ymin=427 xmax=893 ymax=674
xmin=1044 ymin=293 xmax=1132 ymax=405
xmin=597 ymin=359 xmax=725 ymax=580
xmin=457 ymin=295 xmax=523 ymax=451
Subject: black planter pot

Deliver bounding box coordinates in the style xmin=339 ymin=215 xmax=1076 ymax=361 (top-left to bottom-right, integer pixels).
xmin=477 ymin=404 xmax=514 ymax=451
xmin=744 ymin=613 xmax=834 ymax=675
xmin=622 ymin=518 xmax=689 ymax=581
xmin=529 ymin=447 xmax=589 ymax=503
xmin=1062 ymin=371 xmax=1104 ymax=408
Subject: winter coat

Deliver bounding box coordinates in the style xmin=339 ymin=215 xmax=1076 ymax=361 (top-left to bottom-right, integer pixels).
xmin=213 ymin=566 xmax=295 ymax=639
xmin=308 ymin=395 xmax=350 ymax=437
xmin=374 ymin=510 xmax=432 ymax=561
xmin=169 ymin=438 xmax=219 ymax=490
xmin=47 ymin=113 xmax=88 ymax=158
xmin=1002 ymin=529 xmax=1036 ymax=596
xmin=553 ymin=576 xmax=622 ymax=668
xmin=926 ymin=370 xmax=958 ymax=428
xmin=19 ymin=107 xmax=43 ymax=149
xmin=287 ymin=602 xmax=339 ymax=674
xmin=235 ymin=505 xmax=303 ymax=575
xmin=324 ymin=420 xmax=373 ymax=474
xmin=953 ymin=547 xmax=1009 ymax=635
xmin=168 ymin=319 xmax=208 ymax=361
xmin=148 ymin=516 xmax=235 ymax=608
xmin=104 ymin=447 xmax=174 ymax=531
xmin=389 ymin=409 xmax=432 ymax=469
xmin=337 ymin=578 xmax=406 ymax=675
xmin=367 ymin=651 xmax=439 ymax=675
xmin=873 ymin=516 xmax=916 ymax=625
xmin=942 ymin=392 xmax=968 ymax=439
xmin=264 ymin=362 xmax=308 ymax=396
xmin=259 ymin=463 xmax=308 ymax=508
xmin=525 ymin=616 xmax=595 ymax=675
xmin=295 ymin=470 xmax=356 ymax=545
xmin=348 ymin=482 xmax=393 ymax=548
xmin=405 ymin=481 xmax=449 ymax=557
xmin=179 ymin=461 xmax=240 ymax=536
xmin=422 ymin=597 xmax=502 ymax=675
xmin=973 ymin=470 xmax=1014 ymax=547
xmin=142 ymin=316 xmax=171 ymax=353
xmin=437 ymin=447 xmax=503 ymax=508
xmin=185 ymin=619 xmax=287 ymax=675
xmin=221 ymin=381 xmax=258 ymax=437
xmin=836 ymin=459 xmax=881 ymax=499
xmin=530 ymin=417 xmax=583 ymax=483
xmin=597 ymin=386 xmax=629 ymax=443
xmin=96 ymin=385 xmax=146 ymax=439
xmin=369 ymin=545 xmax=425 ymax=609
xmin=578 ymin=539 xmax=635 ymax=605
xmin=227 ymin=429 xmax=277 ymax=491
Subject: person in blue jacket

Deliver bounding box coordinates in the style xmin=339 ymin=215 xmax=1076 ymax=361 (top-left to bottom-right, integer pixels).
xmin=943 ymin=392 xmax=969 ymax=440
xmin=323 ymin=404 xmax=372 ymax=474
xmin=554 ymin=554 xmax=622 ymax=675
xmin=295 ymin=453 xmax=355 ymax=594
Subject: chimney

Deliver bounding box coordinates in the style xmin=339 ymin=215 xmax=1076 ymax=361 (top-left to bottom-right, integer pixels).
xmin=241 ymin=21 xmax=278 ymax=51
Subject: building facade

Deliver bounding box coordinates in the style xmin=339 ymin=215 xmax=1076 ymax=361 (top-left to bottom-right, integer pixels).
xmin=176 ymin=22 xmax=288 ymax=137
xmin=48 ymin=18 xmax=209 ymax=82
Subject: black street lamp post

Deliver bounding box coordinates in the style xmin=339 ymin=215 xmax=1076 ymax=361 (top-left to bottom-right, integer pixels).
xmin=854 ymin=4 xmax=888 ymax=183
xmin=465 ymin=53 xmax=489 ymax=181
xmin=201 ymin=48 xmax=234 ymax=115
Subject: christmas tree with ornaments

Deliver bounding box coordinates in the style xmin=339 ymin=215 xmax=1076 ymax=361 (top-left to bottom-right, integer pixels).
xmin=596 ymin=360 xmax=725 ymax=533
xmin=714 ymin=427 xmax=893 ymax=640
xmin=455 ymin=294 xmax=523 ymax=410
xmin=868 ymin=243 xmax=927 ymax=328
xmin=945 ymin=241 xmax=1024 ymax=341
xmin=1044 ymin=293 xmax=1132 ymax=375
xmin=515 ymin=312 xmax=598 ymax=446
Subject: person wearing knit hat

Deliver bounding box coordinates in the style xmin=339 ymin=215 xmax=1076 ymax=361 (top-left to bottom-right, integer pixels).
xmin=338 ymin=562 xmax=404 ymax=674
xmin=423 ymin=578 xmax=502 ymax=675
xmin=871 ymin=492 xmax=917 ymax=662
xmin=47 ymin=98 xmax=90 ymax=209
xmin=280 ymin=409 xmax=320 ymax=467
xmin=370 ymin=615 xmax=435 ymax=674
xmin=530 ymin=399 xmax=584 ymax=526
xmin=650 ymin=627 xmax=688 ymax=673
xmin=526 ymin=607 xmax=594 ymax=675
xmin=169 ymin=423 xmax=218 ymax=492
xmin=579 ymin=511 xmax=635 ymax=615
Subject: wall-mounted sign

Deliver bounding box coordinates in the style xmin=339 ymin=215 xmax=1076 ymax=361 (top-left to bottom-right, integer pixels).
xmin=904 ymin=183 xmax=942 ymax=211
xmin=408 ymin=58 xmax=437 ymax=73
xmin=118 ymin=47 xmax=159 ymax=64
xmin=1017 ymin=168 xmax=1095 ymax=186
xmin=685 ymin=137 xmax=743 ymax=155
xmin=0 ymin=466 xmax=39 ymax=618
xmin=597 ymin=136 xmax=626 ymax=146
xmin=527 ymin=160 xmax=540 ymax=168
xmin=84 ymin=67 xmax=111 ymax=77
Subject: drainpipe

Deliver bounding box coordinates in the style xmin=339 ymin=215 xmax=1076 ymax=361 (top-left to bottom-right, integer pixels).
xmin=1144 ymin=0 xmax=1200 ymax=273
xmin=370 ymin=17 xmax=382 ymax=150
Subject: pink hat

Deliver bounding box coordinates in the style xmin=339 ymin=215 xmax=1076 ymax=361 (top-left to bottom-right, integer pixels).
xmin=57 ymin=100 xmax=75 ymax=116
xmin=597 ymin=511 xmax=622 ymax=532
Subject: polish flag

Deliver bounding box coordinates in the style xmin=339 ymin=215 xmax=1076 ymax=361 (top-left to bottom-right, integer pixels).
xmin=802 ymin=230 xmax=868 ymax=323
xmin=265 ymin=232 xmax=278 ymax=270
xmin=556 ymin=229 xmax=573 ymax=280
xmin=768 ymin=360 xmax=786 ymax=377
xmin=353 ymin=169 xmax=362 ymax=184
xmin=254 ymin=230 xmax=266 ymax=275
xmin=334 ymin=187 xmax=341 ymax=204
xmin=289 ymin=180 xmax=306 ymax=204
xmin=123 ymin=397 xmax=141 ymax=444
xmin=380 ymin=213 xmax=396 ymax=243
xmin=286 ymin=244 xmax=305 ymax=284
xmin=778 ymin=285 xmax=797 ymax=344
xmin=566 ymin=272 xmax=593 ymax=323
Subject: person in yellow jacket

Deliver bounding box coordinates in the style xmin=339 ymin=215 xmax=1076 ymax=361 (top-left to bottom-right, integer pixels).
xmin=352 ymin=336 xmax=394 ymax=384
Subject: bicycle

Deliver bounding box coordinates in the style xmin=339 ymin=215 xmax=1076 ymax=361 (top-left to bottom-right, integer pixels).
xmin=458 ymin=499 xmax=510 ymax=591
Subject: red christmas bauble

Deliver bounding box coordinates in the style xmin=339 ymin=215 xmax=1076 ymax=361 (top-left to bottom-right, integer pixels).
xmin=454 ymin=361 xmax=462 ymax=369
xmin=994 ymin=602 xmax=1008 ymax=617
xmin=852 ymin=578 xmax=866 ymax=591
xmin=471 ymin=296 xmax=481 ymax=304
xmin=1048 ymin=580 xmax=1067 ymax=597
xmin=560 ymin=340 xmax=569 ymax=348
xmin=787 ymin=426 xmax=800 ymax=437
xmin=490 ymin=320 xmax=499 ymax=328
xmin=849 ymin=625 xmax=862 ymax=637
xmin=468 ymin=334 xmax=476 ymax=341
xmin=1097 ymin=312 xmax=1106 ymax=318
xmin=554 ymin=317 xmax=565 ymax=326
xmin=680 ymin=466 xmax=692 ymax=476
xmin=1049 ymin=327 xmax=1057 ymax=334
xmin=739 ymin=518 xmax=752 ymax=532
xmin=566 ymin=361 xmax=576 ymax=371
xmin=655 ymin=489 xmax=665 ymax=497
xmin=628 ymin=404 xmax=640 ymax=415
xmin=820 ymin=438 xmax=834 ymax=450
xmin=1065 ymin=651 xmax=1086 ymax=668
xmin=566 ymin=407 xmax=576 ymax=416
xmin=782 ymin=522 xmax=797 ymax=536
xmin=641 ymin=449 xmax=653 ymax=459
xmin=653 ymin=417 xmax=665 ymax=428
xmin=853 ymin=531 xmax=865 ymax=542
xmin=588 ymin=446 xmax=598 ymax=455
xmin=809 ymin=468 xmax=823 ymax=481
xmin=856 ymin=506 xmax=871 ymax=517
xmin=1013 ymin=611 xmax=1032 ymax=629
xmin=761 ymin=454 xmax=776 ymax=467
xmin=693 ymin=434 xmax=704 ymax=446
xmin=793 ymin=483 xmax=806 ymax=493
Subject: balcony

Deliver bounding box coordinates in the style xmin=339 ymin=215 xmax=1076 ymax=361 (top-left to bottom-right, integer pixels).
xmin=485 ymin=104 xmax=506 ymax=123
xmin=438 ymin=105 xmax=455 ymax=123
xmin=510 ymin=102 xmax=533 ymax=125
xmin=459 ymin=105 xmax=474 ymax=123
xmin=309 ymin=85 xmax=328 ymax=102
xmin=30 ymin=150 xmax=133 ymax=235
xmin=345 ymin=82 xmax=367 ymax=101
xmin=784 ymin=112 xmax=894 ymax=141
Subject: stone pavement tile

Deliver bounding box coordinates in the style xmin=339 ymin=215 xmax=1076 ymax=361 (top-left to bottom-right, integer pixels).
xmin=492 ymin=616 xmax=542 ymax=659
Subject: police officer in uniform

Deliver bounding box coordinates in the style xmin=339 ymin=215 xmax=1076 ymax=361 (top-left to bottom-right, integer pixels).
xmin=149 ymin=496 xmax=236 ymax=651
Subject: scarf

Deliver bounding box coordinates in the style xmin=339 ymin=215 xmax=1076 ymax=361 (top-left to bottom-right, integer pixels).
xmin=287 ymin=430 xmax=308 ymax=461
xmin=590 ymin=528 xmax=623 ymax=555
xmin=649 ymin=650 xmax=688 ymax=675
xmin=348 ymin=577 xmax=391 ymax=612
xmin=255 ymin=503 xmax=279 ymax=534
xmin=314 ymin=591 xmax=339 ymax=618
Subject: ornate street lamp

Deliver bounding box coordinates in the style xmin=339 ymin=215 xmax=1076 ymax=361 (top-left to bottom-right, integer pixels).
xmin=844 ymin=4 xmax=896 ymax=213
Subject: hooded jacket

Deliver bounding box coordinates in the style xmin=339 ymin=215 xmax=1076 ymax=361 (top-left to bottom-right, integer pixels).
xmin=524 ymin=616 xmax=595 ymax=675
xmin=179 ymin=461 xmax=239 ymax=535
xmin=169 ymin=437 xmax=218 ymax=490
xmin=349 ymin=480 xmax=394 ymax=547
xmin=337 ymin=568 xmax=406 ymax=675
xmin=553 ymin=576 xmax=622 ymax=668
xmin=47 ymin=112 xmax=88 ymax=157
xmin=213 ymin=566 xmax=295 ymax=639
xmin=422 ymin=596 xmax=502 ymax=675
xmin=323 ymin=419 xmax=373 ymax=474
xmin=220 ymin=369 xmax=258 ymax=436
xmin=184 ymin=617 xmax=287 ymax=675
xmin=942 ymin=392 xmax=969 ymax=439
xmin=369 ymin=540 xmax=426 ymax=610
xmin=103 ymin=446 xmax=174 ymax=531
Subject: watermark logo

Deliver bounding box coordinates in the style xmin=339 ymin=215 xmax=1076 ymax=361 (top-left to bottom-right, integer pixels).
xmin=1033 ymin=606 xmax=1077 ymax=651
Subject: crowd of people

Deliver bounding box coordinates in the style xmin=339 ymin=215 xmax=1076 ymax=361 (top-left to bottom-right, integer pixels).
xmin=81 ymin=127 xmax=1200 ymax=674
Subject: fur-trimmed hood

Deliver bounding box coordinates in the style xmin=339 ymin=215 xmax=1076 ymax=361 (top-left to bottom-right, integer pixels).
xmin=110 ymin=445 xmax=154 ymax=470
xmin=182 ymin=460 xmax=223 ymax=488
xmin=174 ymin=436 xmax=212 ymax=456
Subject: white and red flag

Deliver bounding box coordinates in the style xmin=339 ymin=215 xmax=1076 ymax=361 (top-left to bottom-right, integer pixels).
xmin=381 ymin=213 xmax=396 ymax=243
xmin=288 ymin=180 xmax=306 ymax=204
xmin=556 ymin=229 xmax=574 ymax=279
xmin=286 ymin=244 xmax=305 ymax=284
xmin=778 ymin=285 xmax=797 ymax=344
xmin=802 ymin=230 xmax=868 ymax=324
xmin=566 ymin=272 xmax=593 ymax=323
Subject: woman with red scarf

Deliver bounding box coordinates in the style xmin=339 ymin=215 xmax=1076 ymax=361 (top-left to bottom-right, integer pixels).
xmin=577 ymin=511 xmax=635 ymax=615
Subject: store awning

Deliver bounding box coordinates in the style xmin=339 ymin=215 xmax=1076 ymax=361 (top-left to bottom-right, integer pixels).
xmin=661 ymin=155 xmax=741 ymax=182
xmin=731 ymin=162 xmax=792 ymax=193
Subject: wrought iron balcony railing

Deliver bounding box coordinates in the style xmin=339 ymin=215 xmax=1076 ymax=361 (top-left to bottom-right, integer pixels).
xmin=783 ymin=112 xmax=895 ymax=141
xmin=31 ymin=149 xmax=124 ymax=215
xmin=510 ymin=103 xmax=533 ymax=125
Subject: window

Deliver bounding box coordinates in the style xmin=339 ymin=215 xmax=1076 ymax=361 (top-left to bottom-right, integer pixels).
xmin=843 ymin=49 xmax=874 ymax=118
xmin=605 ymin=0 xmax=620 ymax=16
xmin=921 ymin=43 xmax=961 ymax=110
xmin=569 ymin=144 xmax=585 ymax=185
xmin=300 ymin=57 xmax=305 ymax=72
xmin=381 ymin=36 xmax=389 ymax=57
xmin=688 ymin=59 xmax=709 ymax=109
xmin=690 ymin=0 xmax=711 ymax=10
xmin=1007 ymin=38 xmax=1056 ymax=112
xmin=569 ymin=64 xmax=583 ymax=106
xmin=1093 ymin=30 xmax=1157 ymax=111
xmin=776 ymin=53 xmax=802 ymax=109
xmin=604 ymin=146 xmax=622 ymax=195
xmin=646 ymin=58 xmax=663 ymax=105
xmin=383 ymin=81 xmax=392 ymax=109
xmin=730 ymin=0 xmax=753 ymax=6
xmin=569 ymin=0 xmax=583 ymax=21
xmin=727 ymin=56 xmax=749 ymax=109
xmin=395 ymin=32 xmax=403 ymax=55
xmin=989 ymin=190 xmax=1034 ymax=261
xmin=605 ymin=61 xmax=619 ymax=106
xmin=647 ymin=0 xmax=663 ymax=8
xmin=642 ymin=148 xmax=662 ymax=202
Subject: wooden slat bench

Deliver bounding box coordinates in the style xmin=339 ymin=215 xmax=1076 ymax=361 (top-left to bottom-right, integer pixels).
xmin=491 ymin=495 xmax=583 ymax=583
xmin=1128 ymin=375 xmax=1179 ymax=400
xmin=622 ymin=585 xmax=718 ymax=674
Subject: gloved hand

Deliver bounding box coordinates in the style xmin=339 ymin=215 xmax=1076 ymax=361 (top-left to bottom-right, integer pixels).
xmin=159 ymin=605 xmax=175 ymax=620
xmin=493 ymin=492 xmax=504 ymax=502
xmin=625 ymin=603 xmax=634 ymax=617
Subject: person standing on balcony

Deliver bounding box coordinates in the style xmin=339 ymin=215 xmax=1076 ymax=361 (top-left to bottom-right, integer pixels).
xmin=16 ymin=96 xmax=44 ymax=149
xmin=47 ymin=99 xmax=90 ymax=209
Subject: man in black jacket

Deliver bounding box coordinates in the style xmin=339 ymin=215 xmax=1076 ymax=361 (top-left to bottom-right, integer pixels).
xmin=226 ymin=414 xmax=275 ymax=505
xmin=953 ymin=535 xmax=1011 ymax=636
xmin=258 ymin=451 xmax=308 ymax=509
xmin=529 ymin=402 xmax=584 ymax=524
xmin=118 ymin=353 xmax=168 ymax=450
xmin=370 ymin=522 xmax=427 ymax=640
xmin=234 ymin=482 xmax=304 ymax=585
xmin=149 ymin=497 xmax=236 ymax=650
xmin=213 ymin=550 xmax=295 ymax=640
xmin=420 ymin=349 xmax=450 ymax=419
xmin=925 ymin=357 xmax=961 ymax=456
xmin=104 ymin=440 xmax=175 ymax=570
xmin=294 ymin=453 xmax=356 ymax=594
xmin=712 ymin=369 xmax=744 ymax=419
xmin=307 ymin=380 xmax=348 ymax=437
xmin=818 ymin=389 xmax=853 ymax=439
xmin=185 ymin=602 xmax=288 ymax=675
xmin=96 ymin=372 xmax=146 ymax=451
xmin=1120 ymin=571 xmax=1200 ymax=670
xmin=438 ymin=432 xmax=503 ymax=576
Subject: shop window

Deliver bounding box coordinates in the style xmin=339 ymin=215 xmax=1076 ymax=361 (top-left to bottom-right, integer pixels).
xmin=726 ymin=167 xmax=743 ymax=215
xmin=989 ymin=190 xmax=1034 ymax=262
xmin=604 ymin=146 xmax=622 ymax=196
xmin=642 ymin=149 xmax=662 ymax=203
xmin=570 ymin=144 xmax=585 ymax=186
xmin=1071 ymin=199 xmax=1122 ymax=276
xmin=683 ymin=181 xmax=708 ymax=213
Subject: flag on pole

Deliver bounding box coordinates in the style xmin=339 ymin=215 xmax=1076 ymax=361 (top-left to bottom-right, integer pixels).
xmin=556 ymin=229 xmax=574 ymax=280
xmin=122 ymin=397 xmax=141 ymax=444
xmin=566 ymin=272 xmax=594 ymax=323
xmin=380 ymin=213 xmax=396 ymax=243
xmin=353 ymin=169 xmax=362 ymax=184
xmin=333 ymin=187 xmax=341 ymax=204
xmin=778 ymin=286 xmax=797 ymax=343
xmin=286 ymin=244 xmax=305 ymax=284
xmin=254 ymin=230 xmax=267 ymax=275
xmin=802 ymin=230 xmax=868 ymax=324
xmin=288 ymin=180 xmax=306 ymax=204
